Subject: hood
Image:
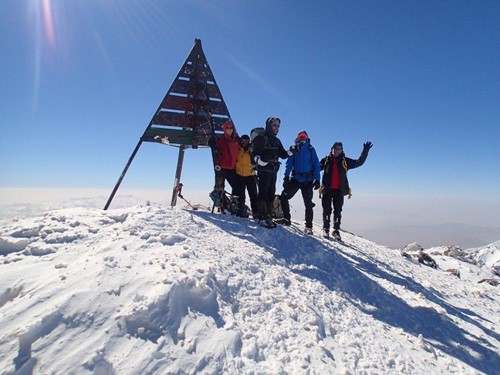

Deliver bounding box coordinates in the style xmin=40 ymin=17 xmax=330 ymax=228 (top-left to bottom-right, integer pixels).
xmin=265 ymin=117 xmax=280 ymax=136
xmin=222 ymin=121 xmax=236 ymax=132
xmin=221 ymin=121 xmax=237 ymax=140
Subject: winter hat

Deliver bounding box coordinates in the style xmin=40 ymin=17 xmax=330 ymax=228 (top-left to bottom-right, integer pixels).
xmin=296 ymin=131 xmax=308 ymax=140
xmin=265 ymin=117 xmax=281 ymax=128
xmin=332 ymin=142 xmax=343 ymax=149
xmin=295 ymin=131 xmax=309 ymax=146
xmin=222 ymin=121 xmax=235 ymax=131
xmin=240 ymin=134 xmax=250 ymax=149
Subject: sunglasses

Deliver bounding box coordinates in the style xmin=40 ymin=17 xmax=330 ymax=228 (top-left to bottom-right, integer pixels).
xmin=295 ymin=138 xmax=307 ymax=145
xmin=334 ymin=147 xmax=343 ymax=151
xmin=226 ymin=127 xmax=234 ymax=130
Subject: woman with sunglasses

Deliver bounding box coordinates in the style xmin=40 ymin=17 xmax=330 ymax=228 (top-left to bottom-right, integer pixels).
xmin=215 ymin=121 xmax=240 ymax=211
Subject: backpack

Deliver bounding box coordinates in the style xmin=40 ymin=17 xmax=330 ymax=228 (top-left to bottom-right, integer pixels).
xmin=250 ymin=127 xmax=267 ymax=167
xmin=272 ymin=194 xmax=284 ymax=219
xmin=250 ymin=127 xmax=266 ymax=148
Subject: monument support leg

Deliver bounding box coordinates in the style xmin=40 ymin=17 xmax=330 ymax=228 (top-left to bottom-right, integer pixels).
xmin=171 ymin=145 xmax=186 ymax=207
xmin=104 ymin=139 xmax=143 ymax=210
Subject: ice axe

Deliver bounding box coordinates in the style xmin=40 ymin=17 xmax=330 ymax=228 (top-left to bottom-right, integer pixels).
xmin=176 ymin=183 xmax=198 ymax=210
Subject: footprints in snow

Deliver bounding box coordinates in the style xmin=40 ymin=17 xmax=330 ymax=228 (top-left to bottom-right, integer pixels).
xmin=123 ymin=278 xmax=225 ymax=345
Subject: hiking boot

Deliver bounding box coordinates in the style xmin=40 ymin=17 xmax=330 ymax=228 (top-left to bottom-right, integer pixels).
xmin=237 ymin=207 xmax=249 ymax=218
xmin=322 ymin=229 xmax=330 ymax=238
xmin=258 ymin=219 xmax=270 ymax=228
xmin=332 ymin=230 xmax=341 ymax=241
xmin=266 ymin=217 xmax=277 ymax=228
xmin=259 ymin=218 xmax=276 ymax=228
xmin=282 ymin=218 xmax=291 ymax=226
xmin=304 ymin=227 xmax=313 ymax=235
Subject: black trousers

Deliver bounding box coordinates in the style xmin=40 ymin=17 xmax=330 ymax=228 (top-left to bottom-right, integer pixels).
xmin=237 ymin=175 xmax=259 ymax=215
xmin=220 ymin=169 xmax=239 ymax=196
xmin=280 ymin=179 xmax=314 ymax=228
xmin=257 ymin=171 xmax=277 ymax=203
xmin=321 ymin=188 xmax=344 ymax=230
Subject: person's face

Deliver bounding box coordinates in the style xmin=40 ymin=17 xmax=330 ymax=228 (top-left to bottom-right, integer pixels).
xmin=240 ymin=139 xmax=249 ymax=148
xmin=225 ymin=125 xmax=234 ymax=134
xmin=270 ymin=121 xmax=280 ymax=135
xmin=296 ymin=135 xmax=307 ymax=146
xmin=332 ymin=146 xmax=343 ymax=157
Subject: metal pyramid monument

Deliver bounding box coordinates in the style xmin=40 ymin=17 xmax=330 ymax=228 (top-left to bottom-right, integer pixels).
xmin=104 ymin=39 xmax=232 ymax=210
xmin=143 ymin=38 xmax=231 ymax=147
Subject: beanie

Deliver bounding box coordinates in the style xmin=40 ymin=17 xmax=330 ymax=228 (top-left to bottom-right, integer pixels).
xmin=296 ymin=131 xmax=308 ymax=140
xmin=332 ymin=142 xmax=343 ymax=149
xmin=265 ymin=117 xmax=281 ymax=128
xmin=240 ymin=134 xmax=250 ymax=141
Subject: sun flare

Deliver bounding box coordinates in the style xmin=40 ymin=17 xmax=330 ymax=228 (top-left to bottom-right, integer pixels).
xmin=41 ymin=0 xmax=56 ymax=48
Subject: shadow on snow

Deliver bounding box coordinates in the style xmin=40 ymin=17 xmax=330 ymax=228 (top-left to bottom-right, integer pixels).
xmin=191 ymin=211 xmax=500 ymax=374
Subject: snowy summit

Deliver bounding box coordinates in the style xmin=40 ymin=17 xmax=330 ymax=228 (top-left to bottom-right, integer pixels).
xmin=1 ymin=202 xmax=499 ymax=374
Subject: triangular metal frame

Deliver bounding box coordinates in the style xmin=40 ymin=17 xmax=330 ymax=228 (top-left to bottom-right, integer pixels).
xmin=104 ymin=39 xmax=231 ymax=210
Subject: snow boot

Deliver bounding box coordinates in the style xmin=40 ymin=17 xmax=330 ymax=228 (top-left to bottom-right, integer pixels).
xmin=322 ymin=228 xmax=329 ymax=239
xmin=266 ymin=217 xmax=277 ymax=228
xmin=237 ymin=206 xmax=249 ymax=218
xmin=332 ymin=230 xmax=342 ymax=241
xmin=304 ymin=227 xmax=313 ymax=235
xmin=259 ymin=217 xmax=276 ymax=228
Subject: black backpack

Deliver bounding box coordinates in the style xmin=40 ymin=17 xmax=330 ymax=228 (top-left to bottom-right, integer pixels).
xmin=250 ymin=127 xmax=267 ymax=167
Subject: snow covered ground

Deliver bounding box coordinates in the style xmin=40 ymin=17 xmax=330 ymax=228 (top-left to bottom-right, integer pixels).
xmin=0 ymin=202 xmax=498 ymax=374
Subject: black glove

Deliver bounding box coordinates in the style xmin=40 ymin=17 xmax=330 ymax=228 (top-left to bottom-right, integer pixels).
xmin=313 ymin=179 xmax=320 ymax=190
xmin=283 ymin=176 xmax=290 ymax=189
xmin=208 ymin=136 xmax=217 ymax=148
xmin=289 ymin=145 xmax=299 ymax=154
xmin=363 ymin=141 xmax=373 ymax=152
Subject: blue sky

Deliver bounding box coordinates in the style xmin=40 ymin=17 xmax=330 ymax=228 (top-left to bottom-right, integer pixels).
xmin=1 ymin=1 xmax=499 ymax=237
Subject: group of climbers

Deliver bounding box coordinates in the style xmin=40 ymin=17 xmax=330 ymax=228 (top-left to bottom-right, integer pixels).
xmin=214 ymin=116 xmax=373 ymax=238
